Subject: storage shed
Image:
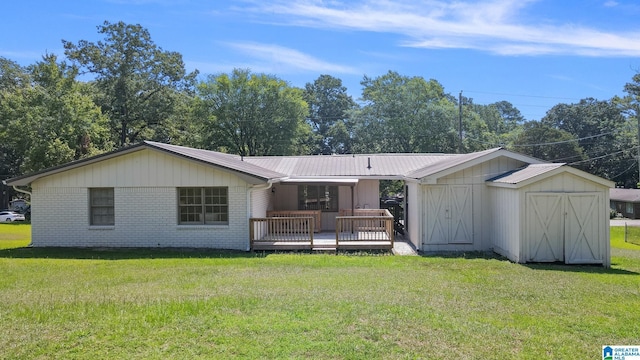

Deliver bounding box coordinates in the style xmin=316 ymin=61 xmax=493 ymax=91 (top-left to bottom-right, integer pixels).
xmin=488 ymin=164 xmax=614 ymax=267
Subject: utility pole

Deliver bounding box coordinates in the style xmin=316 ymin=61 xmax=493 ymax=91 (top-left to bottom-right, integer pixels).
xmin=637 ymin=106 xmax=640 ymax=188
xmin=459 ymin=91 xmax=463 ymax=154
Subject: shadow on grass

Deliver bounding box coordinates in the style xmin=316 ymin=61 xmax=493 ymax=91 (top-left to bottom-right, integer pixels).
xmin=0 ymin=247 xmax=262 ymax=260
xmin=0 ymin=246 xmax=392 ymax=260
xmin=523 ymin=262 xmax=638 ymax=275
xmin=419 ymin=251 xmax=638 ymax=275
xmin=419 ymin=251 xmax=505 ymax=260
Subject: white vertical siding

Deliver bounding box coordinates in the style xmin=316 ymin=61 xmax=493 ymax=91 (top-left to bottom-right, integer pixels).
xmin=489 ymin=187 xmax=521 ymax=262
xmin=250 ymin=186 xmax=272 ymax=218
xmin=41 ymin=149 xmax=245 ymax=188
xmin=422 ymin=157 xmax=526 ymax=252
xmin=406 ymin=182 xmax=421 ymax=249
xmin=272 ymin=184 xmax=298 ymax=211
xmin=519 ymin=172 xmax=609 ymax=266
xmin=355 ymin=179 xmax=379 ymax=209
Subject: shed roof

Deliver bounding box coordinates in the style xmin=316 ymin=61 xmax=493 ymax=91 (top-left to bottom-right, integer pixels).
xmin=610 ymin=188 xmax=640 ymax=203
xmin=488 ymin=163 xmax=565 ymax=184
xmin=487 ymin=163 xmax=614 ymax=189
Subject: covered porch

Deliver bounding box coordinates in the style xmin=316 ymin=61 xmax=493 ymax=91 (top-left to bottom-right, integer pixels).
xmin=249 ymin=209 xmax=395 ymax=251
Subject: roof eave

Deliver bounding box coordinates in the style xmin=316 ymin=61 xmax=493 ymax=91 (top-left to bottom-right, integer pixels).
xmin=417 ymin=148 xmax=545 ymax=184
xmin=487 ymin=165 xmax=614 ymax=189
xmin=143 ymin=142 xmax=281 ymax=184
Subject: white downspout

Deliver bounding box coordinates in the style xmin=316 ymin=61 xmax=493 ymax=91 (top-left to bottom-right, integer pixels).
xmin=12 ymin=185 xmax=33 ymax=197
xmin=246 ymin=181 xmax=275 ymax=251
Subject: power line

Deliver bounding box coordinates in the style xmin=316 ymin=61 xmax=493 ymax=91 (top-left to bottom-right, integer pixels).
xmin=464 ymin=90 xmax=582 ymax=101
xmin=568 ymin=146 xmax=637 ymax=165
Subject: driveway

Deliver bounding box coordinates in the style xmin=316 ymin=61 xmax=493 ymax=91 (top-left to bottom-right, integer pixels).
xmin=611 ymin=219 xmax=640 ymax=227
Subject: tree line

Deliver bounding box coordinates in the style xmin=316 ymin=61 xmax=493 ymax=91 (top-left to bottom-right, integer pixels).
xmin=2 ymin=20 xmax=640 ymax=191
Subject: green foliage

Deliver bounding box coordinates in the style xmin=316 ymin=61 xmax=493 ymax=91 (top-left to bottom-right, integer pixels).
xmin=379 ymin=180 xmax=403 ymax=198
xmin=510 ymin=121 xmax=584 ymax=162
xmin=63 ymin=21 xmax=198 ymax=146
xmin=351 ymin=71 xmax=458 ymax=153
xmin=197 ymin=68 xmax=311 ymax=156
xmin=304 ymin=74 xmax=357 ymax=154
xmin=0 ymin=54 xmax=113 ymax=174
xmin=541 ymin=98 xmax=632 ymax=179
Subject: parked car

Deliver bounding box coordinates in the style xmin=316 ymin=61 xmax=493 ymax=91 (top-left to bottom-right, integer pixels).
xmin=0 ymin=211 xmax=26 ymax=222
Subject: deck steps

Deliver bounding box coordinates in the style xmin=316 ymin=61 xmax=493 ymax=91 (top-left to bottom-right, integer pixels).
xmin=312 ymin=244 xmax=337 ymax=252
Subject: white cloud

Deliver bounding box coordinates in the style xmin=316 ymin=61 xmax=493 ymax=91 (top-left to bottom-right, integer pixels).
xmin=223 ymin=42 xmax=360 ymax=74
xmin=241 ymin=0 xmax=640 ymax=57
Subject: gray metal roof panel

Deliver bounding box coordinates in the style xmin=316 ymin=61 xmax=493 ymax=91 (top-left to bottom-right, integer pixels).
xmin=405 ymin=148 xmax=503 ymax=179
xmin=145 ymin=141 xmax=287 ymax=180
xmin=244 ymin=153 xmax=454 ymax=177
xmin=488 ymin=163 xmax=565 ymax=184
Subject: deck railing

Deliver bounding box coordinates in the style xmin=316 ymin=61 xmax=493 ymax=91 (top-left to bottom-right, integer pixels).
xmin=335 ymin=209 xmax=394 ymax=249
xmin=250 ymin=209 xmax=394 ymax=251
xmin=250 ymin=216 xmax=315 ymax=250
xmin=267 ymin=210 xmax=321 ymax=232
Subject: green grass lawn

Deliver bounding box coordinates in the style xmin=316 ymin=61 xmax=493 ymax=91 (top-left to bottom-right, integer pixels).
xmin=1 ymin=224 xmax=639 ymax=359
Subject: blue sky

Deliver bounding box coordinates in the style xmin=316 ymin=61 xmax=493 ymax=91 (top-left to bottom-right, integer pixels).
xmin=2 ymin=0 xmax=640 ymax=120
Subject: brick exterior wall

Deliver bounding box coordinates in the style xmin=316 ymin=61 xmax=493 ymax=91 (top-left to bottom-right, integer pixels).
xmin=31 ymin=186 xmax=250 ymax=250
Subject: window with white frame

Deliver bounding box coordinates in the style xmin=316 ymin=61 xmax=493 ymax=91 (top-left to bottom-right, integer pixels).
xmin=297 ymin=185 xmax=338 ymax=212
xmin=178 ymin=187 xmax=229 ymax=225
xmin=89 ymin=188 xmax=114 ymax=225
xmin=626 ymin=202 xmax=634 ymax=214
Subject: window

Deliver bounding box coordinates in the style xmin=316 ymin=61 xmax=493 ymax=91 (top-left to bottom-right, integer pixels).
xmin=178 ymin=187 xmax=228 ymax=225
xmin=298 ymin=185 xmax=338 ymax=212
xmin=90 ymin=188 xmax=114 ymax=225
xmin=627 ymin=202 xmax=634 ymax=215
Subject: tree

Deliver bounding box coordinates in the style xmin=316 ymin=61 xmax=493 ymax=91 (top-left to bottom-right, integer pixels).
xmin=0 ymin=57 xmax=30 ymax=181
xmin=197 ymin=68 xmax=311 ymax=156
xmin=0 ymin=57 xmax=29 ymax=91
xmin=0 ymin=55 xmax=113 ymax=174
xmin=541 ymin=98 xmax=630 ymax=180
xmin=351 ymin=71 xmax=457 ymax=153
xmin=63 ymin=21 xmax=198 ymax=146
xmin=303 ymin=75 xmax=357 ymax=154
xmin=510 ymin=121 xmax=584 ymax=162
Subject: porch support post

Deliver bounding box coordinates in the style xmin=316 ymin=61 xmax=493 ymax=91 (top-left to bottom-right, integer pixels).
xmin=351 ymin=185 xmax=354 ymax=215
xmin=351 ymin=185 xmax=355 ymax=234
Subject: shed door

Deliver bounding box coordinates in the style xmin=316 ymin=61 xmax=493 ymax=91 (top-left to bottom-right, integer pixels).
xmin=527 ymin=193 xmax=564 ymax=262
xmin=565 ymin=193 xmax=602 ymax=264
xmin=526 ymin=192 xmax=603 ymax=264
xmin=423 ymin=185 xmax=473 ymax=245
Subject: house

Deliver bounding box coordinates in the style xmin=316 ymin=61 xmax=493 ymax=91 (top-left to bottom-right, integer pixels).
xmin=4 ymin=141 xmax=613 ymax=266
xmin=609 ymin=188 xmax=640 ymax=219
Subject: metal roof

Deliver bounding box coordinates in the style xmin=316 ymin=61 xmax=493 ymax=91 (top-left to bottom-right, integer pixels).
xmin=145 ymin=141 xmax=287 ymax=181
xmin=487 ymin=163 xmax=614 ymax=189
xmin=610 ymin=188 xmax=640 ymax=203
xmin=243 ymin=153 xmax=456 ymax=177
xmin=488 ymin=163 xmax=565 ymax=184
xmin=6 ymin=142 xmax=601 ymax=188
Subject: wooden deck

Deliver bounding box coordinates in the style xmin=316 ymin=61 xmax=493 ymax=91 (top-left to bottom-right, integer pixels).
xmin=251 ymin=231 xmax=393 ymax=251
xmin=250 ymin=209 xmax=394 ymax=251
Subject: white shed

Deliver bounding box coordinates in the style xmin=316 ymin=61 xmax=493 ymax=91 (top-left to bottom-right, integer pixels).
xmin=487 ymin=164 xmax=614 ymax=267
